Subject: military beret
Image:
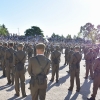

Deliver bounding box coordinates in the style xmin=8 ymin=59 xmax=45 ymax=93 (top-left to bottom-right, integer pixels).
xmin=74 ymin=46 xmax=80 ymax=50
xmin=36 ymin=43 xmax=45 ymax=49
xmin=18 ymin=43 xmax=24 ymax=47
xmin=0 ymin=42 xmax=2 ymax=45
xmin=55 ymin=45 xmax=59 ymax=50
xmin=29 ymin=44 xmax=32 ymax=46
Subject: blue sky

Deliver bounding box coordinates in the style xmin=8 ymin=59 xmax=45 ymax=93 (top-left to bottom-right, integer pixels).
xmin=0 ymin=0 xmax=100 ymax=37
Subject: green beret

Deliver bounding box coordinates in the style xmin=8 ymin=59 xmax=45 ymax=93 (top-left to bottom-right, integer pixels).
xmin=18 ymin=43 xmax=24 ymax=48
xmin=36 ymin=43 xmax=45 ymax=50
xmin=56 ymin=45 xmax=59 ymax=50
xmin=0 ymin=42 xmax=2 ymax=45
xmin=74 ymin=46 xmax=80 ymax=50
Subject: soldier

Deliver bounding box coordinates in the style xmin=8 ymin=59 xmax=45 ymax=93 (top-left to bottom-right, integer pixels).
xmin=13 ymin=43 xmax=27 ymax=97
xmin=50 ymin=45 xmax=54 ymax=53
xmin=66 ymin=47 xmax=74 ymax=73
xmin=13 ymin=42 xmax=17 ymax=51
xmin=64 ymin=46 xmax=69 ymax=66
xmin=33 ymin=44 xmax=36 ymax=56
xmin=50 ymin=46 xmax=61 ymax=83
xmin=68 ymin=46 xmax=82 ymax=92
xmin=1 ymin=43 xmax=8 ymax=77
xmin=0 ymin=42 xmax=3 ymax=69
xmin=27 ymin=44 xmax=33 ymax=61
xmin=84 ymin=48 xmax=94 ymax=80
xmin=5 ymin=42 xmax=15 ymax=85
xmin=87 ymin=57 xmax=100 ymax=100
xmin=28 ymin=43 xmax=51 ymax=100
xmin=44 ymin=45 xmax=50 ymax=58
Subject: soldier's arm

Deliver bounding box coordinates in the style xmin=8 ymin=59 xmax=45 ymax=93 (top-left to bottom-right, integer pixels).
xmin=13 ymin=53 xmax=15 ymax=66
xmin=46 ymin=61 xmax=51 ymax=75
xmin=24 ymin=53 xmax=27 ymax=63
xmin=28 ymin=58 xmax=32 ymax=76
xmin=93 ymin=59 xmax=98 ymax=71
xmin=69 ymin=55 xmax=74 ymax=66
xmin=59 ymin=52 xmax=61 ymax=62
xmin=4 ymin=50 xmax=7 ymax=61
xmin=50 ymin=52 xmax=53 ymax=61
xmin=79 ymin=54 xmax=82 ymax=62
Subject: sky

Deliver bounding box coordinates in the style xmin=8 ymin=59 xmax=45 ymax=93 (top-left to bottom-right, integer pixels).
xmin=0 ymin=0 xmax=100 ymax=37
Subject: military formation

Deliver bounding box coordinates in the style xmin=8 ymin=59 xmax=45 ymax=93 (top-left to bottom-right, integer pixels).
xmin=0 ymin=40 xmax=100 ymax=100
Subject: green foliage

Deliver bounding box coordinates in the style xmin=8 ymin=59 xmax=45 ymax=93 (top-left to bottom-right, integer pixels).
xmin=0 ymin=24 xmax=9 ymax=36
xmin=24 ymin=26 xmax=44 ymax=36
xmin=79 ymin=23 xmax=100 ymax=43
xmin=66 ymin=34 xmax=72 ymax=39
xmin=73 ymin=35 xmax=77 ymax=39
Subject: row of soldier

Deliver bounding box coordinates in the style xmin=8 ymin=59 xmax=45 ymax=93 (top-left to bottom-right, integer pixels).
xmin=0 ymin=42 xmax=100 ymax=100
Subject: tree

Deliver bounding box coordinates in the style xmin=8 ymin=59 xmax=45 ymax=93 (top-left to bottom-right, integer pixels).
xmin=73 ymin=35 xmax=77 ymax=39
xmin=0 ymin=24 xmax=9 ymax=36
xmin=51 ymin=33 xmax=56 ymax=38
xmin=79 ymin=23 xmax=99 ymax=43
xmin=24 ymin=26 xmax=44 ymax=36
xmin=66 ymin=34 xmax=72 ymax=39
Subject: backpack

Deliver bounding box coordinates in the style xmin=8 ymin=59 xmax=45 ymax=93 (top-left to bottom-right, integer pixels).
xmin=15 ymin=53 xmax=25 ymax=71
xmin=35 ymin=56 xmax=49 ymax=85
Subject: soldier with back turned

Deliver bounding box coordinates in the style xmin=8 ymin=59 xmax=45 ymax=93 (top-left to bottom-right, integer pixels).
xmin=1 ymin=42 xmax=8 ymax=77
xmin=66 ymin=47 xmax=74 ymax=73
xmin=28 ymin=43 xmax=51 ymax=100
xmin=0 ymin=42 xmax=3 ymax=70
xmin=84 ymin=48 xmax=94 ymax=80
xmin=27 ymin=44 xmax=33 ymax=62
xmin=50 ymin=46 xmax=61 ymax=83
xmin=88 ymin=56 xmax=100 ymax=100
xmin=5 ymin=42 xmax=15 ymax=85
xmin=13 ymin=43 xmax=27 ymax=97
xmin=64 ymin=46 xmax=69 ymax=66
xmin=68 ymin=46 xmax=82 ymax=92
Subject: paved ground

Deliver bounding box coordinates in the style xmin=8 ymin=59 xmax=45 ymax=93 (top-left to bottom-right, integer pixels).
xmin=0 ymin=54 xmax=100 ymax=100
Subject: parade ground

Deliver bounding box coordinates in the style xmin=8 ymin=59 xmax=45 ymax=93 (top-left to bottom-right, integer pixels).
xmin=0 ymin=54 xmax=100 ymax=100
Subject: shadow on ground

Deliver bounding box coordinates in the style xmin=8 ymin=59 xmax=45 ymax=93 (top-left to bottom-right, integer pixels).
xmin=6 ymin=85 xmax=15 ymax=91
xmin=49 ymin=65 xmax=67 ymax=75
xmin=0 ymin=84 xmax=11 ymax=90
xmin=80 ymin=79 xmax=93 ymax=100
xmin=47 ymin=74 xmax=69 ymax=92
xmin=64 ymin=91 xmax=72 ymax=100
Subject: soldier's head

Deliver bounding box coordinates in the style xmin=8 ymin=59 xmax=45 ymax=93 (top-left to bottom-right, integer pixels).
xmin=29 ymin=44 xmax=33 ymax=48
xmin=74 ymin=46 xmax=80 ymax=52
xmin=0 ymin=42 xmax=3 ymax=46
xmin=3 ymin=42 xmax=8 ymax=47
xmin=89 ymin=48 xmax=93 ymax=52
xmin=9 ymin=42 xmax=14 ymax=48
xmin=36 ymin=43 xmax=45 ymax=54
xmin=17 ymin=43 xmax=24 ymax=50
xmin=70 ymin=47 xmax=73 ymax=50
xmin=55 ymin=45 xmax=59 ymax=50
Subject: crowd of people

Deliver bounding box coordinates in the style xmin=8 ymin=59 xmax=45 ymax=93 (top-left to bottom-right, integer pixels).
xmin=0 ymin=35 xmax=100 ymax=100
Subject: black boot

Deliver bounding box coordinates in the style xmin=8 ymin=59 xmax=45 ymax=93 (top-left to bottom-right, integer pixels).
xmin=87 ymin=97 xmax=95 ymax=100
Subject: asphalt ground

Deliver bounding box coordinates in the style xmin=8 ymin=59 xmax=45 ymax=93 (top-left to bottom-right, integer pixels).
xmin=0 ymin=54 xmax=100 ymax=100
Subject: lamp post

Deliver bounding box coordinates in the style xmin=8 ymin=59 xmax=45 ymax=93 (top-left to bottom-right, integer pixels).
xmin=18 ymin=28 xmax=19 ymax=36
